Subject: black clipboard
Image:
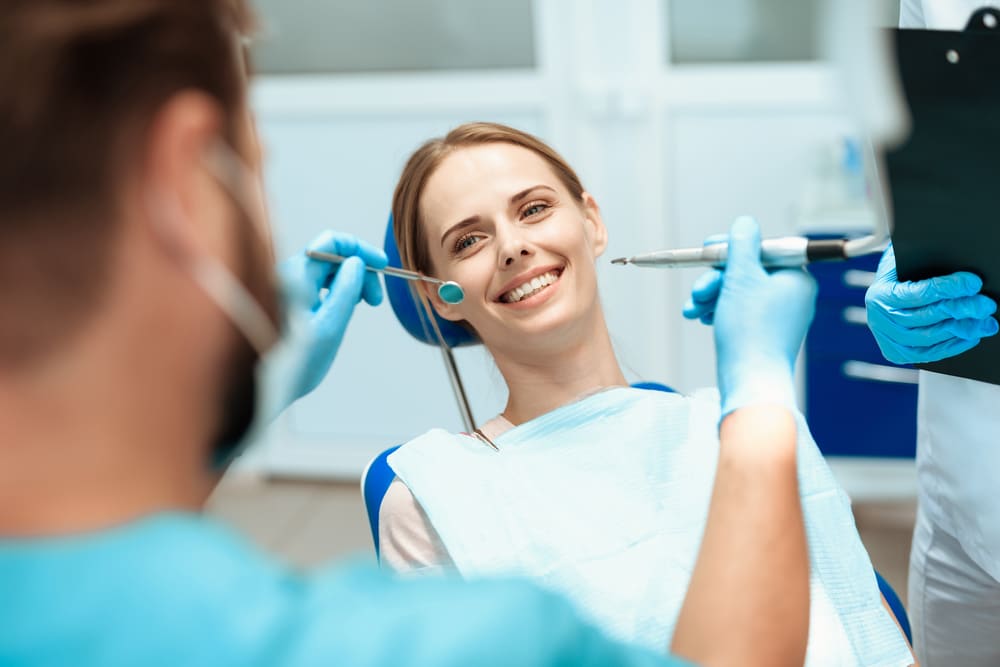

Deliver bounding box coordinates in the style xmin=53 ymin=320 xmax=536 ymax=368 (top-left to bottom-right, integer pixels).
xmin=885 ymin=7 xmax=1000 ymax=386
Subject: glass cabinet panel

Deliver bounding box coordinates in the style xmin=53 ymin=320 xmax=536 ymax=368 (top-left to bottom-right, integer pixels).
xmin=666 ymin=0 xmax=821 ymax=63
xmin=253 ymin=0 xmax=537 ymax=73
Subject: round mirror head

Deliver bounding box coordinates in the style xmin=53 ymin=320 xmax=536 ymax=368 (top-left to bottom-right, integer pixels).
xmin=437 ymin=281 xmax=465 ymax=305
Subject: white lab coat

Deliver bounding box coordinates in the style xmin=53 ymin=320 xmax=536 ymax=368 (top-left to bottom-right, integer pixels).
xmin=900 ymin=0 xmax=1000 ymax=30
xmin=899 ymin=0 xmax=1000 ymax=585
xmin=898 ymin=2 xmax=1000 ymax=666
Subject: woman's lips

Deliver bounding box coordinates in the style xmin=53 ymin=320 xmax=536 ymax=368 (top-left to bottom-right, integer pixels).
xmin=498 ymin=268 xmax=563 ymax=308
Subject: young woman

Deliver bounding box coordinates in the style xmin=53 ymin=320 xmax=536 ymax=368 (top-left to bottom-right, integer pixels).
xmin=379 ymin=122 xmax=914 ymax=667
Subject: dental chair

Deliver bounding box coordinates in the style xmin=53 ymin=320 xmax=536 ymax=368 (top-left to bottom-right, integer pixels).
xmin=362 ymin=215 xmax=479 ymax=558
xmin=361 ymin=216 xmax=911 ymax=644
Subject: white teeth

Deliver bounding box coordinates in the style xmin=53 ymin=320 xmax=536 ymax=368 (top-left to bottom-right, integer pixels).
xmin=502 ymin=270 xmax=560 ymax=303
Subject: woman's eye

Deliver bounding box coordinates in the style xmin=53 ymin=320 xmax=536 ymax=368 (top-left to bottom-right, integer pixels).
xmin=454 ymin=234 xmax=482 ymax=254
xmin=522 ymin=202 xmax=549 ymax=218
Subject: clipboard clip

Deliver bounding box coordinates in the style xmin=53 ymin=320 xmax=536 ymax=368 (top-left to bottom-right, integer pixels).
xmin=965 ymin=7 xmax=1000 ymax=33
xmin=942 ymin=8 xmax=1000 ymax=66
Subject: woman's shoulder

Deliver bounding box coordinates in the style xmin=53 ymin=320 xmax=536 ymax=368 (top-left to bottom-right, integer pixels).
xmin=379 ymin=478 xmax=454 ymax=573
xmin=395 ymin=415 xmax=513 ymax=455
xmin=626 ymin=385 xmax=720 ymax=408
xmin=395 ymin=427 xmax=466 ymax=451
xmin=625 ymin=385 xmax=722 ymax=431
xmin=379 ymin=478 xmax=420 ymax=530
xmin=687 ymin=386 xmax=721 ymax=406
xmin=388 ymin=427 xmax=497 ymax=471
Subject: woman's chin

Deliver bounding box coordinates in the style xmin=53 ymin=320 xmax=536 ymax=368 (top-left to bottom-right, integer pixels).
xmin=480 ymin=303 xmax=588 ymax=353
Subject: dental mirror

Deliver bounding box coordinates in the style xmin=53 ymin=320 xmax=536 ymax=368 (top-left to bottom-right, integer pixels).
xmin=305 ymin=249 xmax=465 ymax=305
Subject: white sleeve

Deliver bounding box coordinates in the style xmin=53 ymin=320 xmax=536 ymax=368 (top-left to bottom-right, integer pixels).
xmin=901 ymin=0 xmax=999 ymax=29
xmin=899 ymin=0 xmax=926 ymax=28
xmin=378 ymin=477 xmax=455 ymax=575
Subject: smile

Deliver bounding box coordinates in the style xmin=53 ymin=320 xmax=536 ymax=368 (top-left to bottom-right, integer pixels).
xmin=499 ymin=269 xmax=563 ymax=304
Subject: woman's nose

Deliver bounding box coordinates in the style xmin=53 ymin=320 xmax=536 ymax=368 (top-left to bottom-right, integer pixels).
xmin=504 ymin=248 xmax=530 ymax=266
xmin=496 ymin=221 xmax=534 ymax=267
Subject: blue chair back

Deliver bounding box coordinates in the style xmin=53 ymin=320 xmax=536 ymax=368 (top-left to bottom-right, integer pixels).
xmin=383 ymin=214 xmax=479 ymax=347
xmin=360 ymin=444 xmax=401 ymax=558
xmin=875 ymin=571 xmax=913 ymax=644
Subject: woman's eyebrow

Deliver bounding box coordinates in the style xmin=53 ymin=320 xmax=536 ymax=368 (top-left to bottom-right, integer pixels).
xmin=510 ymin=184 xmax=556 ymax=205
xmin=440 ymin=216 xmax=480 ymax=248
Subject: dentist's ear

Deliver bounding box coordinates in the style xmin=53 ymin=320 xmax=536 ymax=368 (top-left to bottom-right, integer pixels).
xmin=146 ymin=189 xmax=199 ymax=262
xmin=141 ymin=91 xmax=225 ymax=263
xmin=581 ymin=192 xmax=608 ymax=257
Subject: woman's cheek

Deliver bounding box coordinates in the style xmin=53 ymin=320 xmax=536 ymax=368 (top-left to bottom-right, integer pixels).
xmin=451 ymin=262 xmax=489 ymax=302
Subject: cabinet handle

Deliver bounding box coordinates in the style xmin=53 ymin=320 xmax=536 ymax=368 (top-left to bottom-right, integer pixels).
xmin=842 ymin=360 xmax=919 ymax=385
xmin=843 ymin=270 xmax=877 ymax=288
xmin=842 ymin=306 xmax=868 ymax=326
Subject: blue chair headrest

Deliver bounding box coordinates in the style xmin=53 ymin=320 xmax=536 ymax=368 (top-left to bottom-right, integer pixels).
xmin=384 ymin=214 xmax=480 ymax=348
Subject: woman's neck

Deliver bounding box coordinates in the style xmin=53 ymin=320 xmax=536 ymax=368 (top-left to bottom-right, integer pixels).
xmin=491 ymin=309 xmax=628 ymax=426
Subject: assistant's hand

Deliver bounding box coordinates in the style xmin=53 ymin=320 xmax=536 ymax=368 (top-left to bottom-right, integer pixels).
xmin=683 ymin=217 xmax=817 ymax=418
xmin=278 ymin=230 xmax=388 ymax=402
xmin=865 ymin=244 xmax=998 ymax=365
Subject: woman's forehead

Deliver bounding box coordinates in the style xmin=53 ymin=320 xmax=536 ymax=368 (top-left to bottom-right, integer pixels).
xmin=421 ymin=143 xmax=562 ymax=225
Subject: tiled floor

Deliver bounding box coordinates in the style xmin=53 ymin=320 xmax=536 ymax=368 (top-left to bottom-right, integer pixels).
xmin=854 ymin=499 xmax=916 ymax=605
xmin=207 ymin=473 xmax=916 ymax=604
xmin=207 ymin=474 xmax=375 ymax=568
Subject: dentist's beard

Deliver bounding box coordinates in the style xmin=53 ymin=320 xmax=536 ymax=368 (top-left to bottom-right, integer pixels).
xmin=211 ymin=333 xmax=258 ymax=468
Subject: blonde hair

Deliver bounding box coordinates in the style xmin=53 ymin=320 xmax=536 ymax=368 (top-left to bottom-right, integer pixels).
xmin=391 ymin=122 xmax=585 ymax=274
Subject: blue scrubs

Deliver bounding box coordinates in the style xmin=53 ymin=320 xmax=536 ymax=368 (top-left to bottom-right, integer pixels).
xmin=0 ymin=513 xmax=688 ymax=666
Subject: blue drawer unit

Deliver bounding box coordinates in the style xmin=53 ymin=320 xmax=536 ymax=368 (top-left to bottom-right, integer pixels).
xmin=805 ymin=248 xmax=918 ymax=459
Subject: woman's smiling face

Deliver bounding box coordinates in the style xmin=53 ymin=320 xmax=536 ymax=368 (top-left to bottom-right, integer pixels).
xmin=418 ymin=142 xmax=608 ymax=354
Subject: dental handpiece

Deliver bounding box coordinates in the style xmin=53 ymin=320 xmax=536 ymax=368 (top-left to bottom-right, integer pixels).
xmin=610 ymin=236 xmax=857 ymax=269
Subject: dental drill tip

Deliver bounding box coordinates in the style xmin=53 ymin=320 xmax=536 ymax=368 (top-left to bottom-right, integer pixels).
xmin=611 ymin=257 xmax=629 ymax=265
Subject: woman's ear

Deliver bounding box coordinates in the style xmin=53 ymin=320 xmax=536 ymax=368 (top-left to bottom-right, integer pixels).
xmin=581 ymin=192 xmax=608 ymax=257
xmin=416 ymin=281 xmax=464 ymax=322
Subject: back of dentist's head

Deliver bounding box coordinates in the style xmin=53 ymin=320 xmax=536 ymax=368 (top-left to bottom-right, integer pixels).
xmin=0 ymin=0 xmax=257 ymax=373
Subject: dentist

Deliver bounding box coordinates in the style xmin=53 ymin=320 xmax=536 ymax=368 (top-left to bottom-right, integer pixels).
xmin=863 ymin=3 xmax=1000 ymax=665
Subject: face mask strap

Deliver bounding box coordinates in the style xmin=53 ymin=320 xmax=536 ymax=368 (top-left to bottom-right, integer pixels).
xmin=145 ymin=139 xmax=282 ymax=360
xmin=188 ymin=256 xmax=280 ymax=355
xmin=193 ymin=140 xmax=282 ymax=356
xmin=202 ymin=140 xmax=275 ymax=249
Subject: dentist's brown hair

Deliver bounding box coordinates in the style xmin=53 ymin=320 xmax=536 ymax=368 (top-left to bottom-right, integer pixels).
xmin=0 ymin=0 xmax=254 ymax=368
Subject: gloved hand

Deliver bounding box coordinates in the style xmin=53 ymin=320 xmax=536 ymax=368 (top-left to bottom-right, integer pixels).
xmin=278 ymin=230 xmax=388 ymax=402
xmin=865 ymin=244 xmax=998 ymax=364
xmin=681 ymin=232 xmax=727 ymax=326
xmin=683 ymin=217 xmax=817 ymax=418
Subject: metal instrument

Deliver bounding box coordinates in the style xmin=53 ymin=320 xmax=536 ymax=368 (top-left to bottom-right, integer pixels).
xmin=306 ymin=250 xmax=465 ymax=304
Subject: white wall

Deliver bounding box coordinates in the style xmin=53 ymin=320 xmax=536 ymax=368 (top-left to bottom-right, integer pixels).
xmin=241 ymin=0 xmax=882 ymax=478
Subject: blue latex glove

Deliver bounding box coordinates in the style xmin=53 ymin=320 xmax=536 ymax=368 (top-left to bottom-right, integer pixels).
xmin=278 ymin=230 xmax=388 ymax=401
xmin=681 ymin=233 xmax=728 ymax=326
xmin=865 ymin=244 xmax=998 ymax=364
xmin=682 ymin=217 xmax=817 ymax=417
